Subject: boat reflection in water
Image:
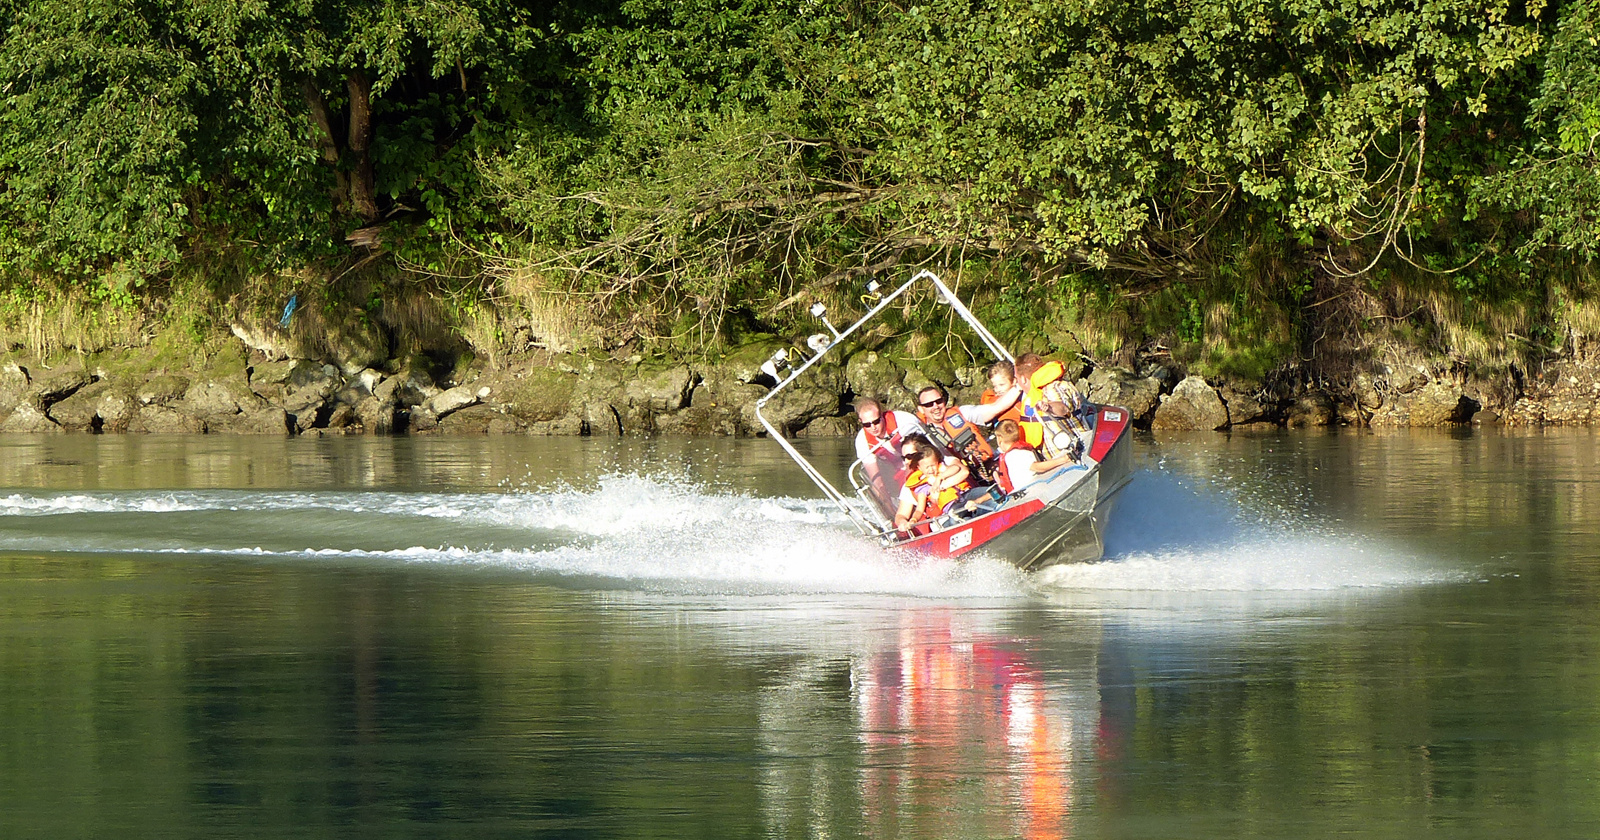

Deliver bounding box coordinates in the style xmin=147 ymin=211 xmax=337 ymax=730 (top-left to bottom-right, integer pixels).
xmin=757 ymin=609 xmax=1101 ymax=838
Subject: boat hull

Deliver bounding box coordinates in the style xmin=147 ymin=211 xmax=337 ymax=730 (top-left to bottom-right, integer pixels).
xmin=893 ymin=405 xmax=1134 ymax=570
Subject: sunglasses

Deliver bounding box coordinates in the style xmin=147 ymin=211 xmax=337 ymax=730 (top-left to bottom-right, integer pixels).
xmin=860 ymin=415 xmax=884 ymax=428
xmin=919 ymin=397 xmax=946 ymax=408
xmin=901 ymin=451 xmax=920 ymax=460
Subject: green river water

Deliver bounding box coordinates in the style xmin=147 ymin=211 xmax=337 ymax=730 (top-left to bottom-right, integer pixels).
xmin=2 ymin=429 xmax=1598 ymax=839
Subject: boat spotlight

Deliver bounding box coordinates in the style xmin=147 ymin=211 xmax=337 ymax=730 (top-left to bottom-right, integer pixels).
xmin=809 ymin=301 xmax=843 ymax=341
xmin=759 ymin=348 xmax=790 ymax=382
xmin=807 ymin=333 xmax=832 ymax=354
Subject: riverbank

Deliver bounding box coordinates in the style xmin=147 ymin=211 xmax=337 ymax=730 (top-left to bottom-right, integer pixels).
xmin=4 ymin=300 xmax=1599 ymax=436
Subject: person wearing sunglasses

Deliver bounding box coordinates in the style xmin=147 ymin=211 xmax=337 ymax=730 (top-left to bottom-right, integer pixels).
xmin=853 ymin=397 xmax=927 ymax=519
xmin=892 ymin=434 xmax=972 ymax=534
xmin=913 ymin=382 xmax=1021 ymax=486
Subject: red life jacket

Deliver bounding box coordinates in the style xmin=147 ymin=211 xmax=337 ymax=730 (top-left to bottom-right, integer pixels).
xmin=862 ymin=411 xmax=904 ymax=460
xmin=995 ymin=442 xmax=1040 ymax=495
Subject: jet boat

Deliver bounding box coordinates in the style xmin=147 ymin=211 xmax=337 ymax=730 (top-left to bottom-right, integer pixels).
xmin=755 ymin=270 xmax=1134 ymax=570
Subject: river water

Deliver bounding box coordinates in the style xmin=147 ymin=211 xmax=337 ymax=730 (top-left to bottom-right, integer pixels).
xmin=2 ymin=429 xmax=1598 ymax=838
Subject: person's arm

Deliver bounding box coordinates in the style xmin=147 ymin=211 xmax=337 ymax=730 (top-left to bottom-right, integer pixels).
xmin=1030 ymin=451 xmax=1078 ymax=473
xmin=894 ymin=489 xmax=929 ymax=531
xmin=963 ymin=387 xmax=1022 ymax=425
xmin=935 ymin=458 xmax=970 ymax=489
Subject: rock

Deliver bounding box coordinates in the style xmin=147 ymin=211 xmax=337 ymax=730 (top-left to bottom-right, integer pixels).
xmin=32 ymin=368 xmax=91 ymax=405
xmin=0 ymin=402 xmax=61 ymax=433
xmin=353 ymin=395 xmax=397 ymax=433
xmin=424 ymin=384 xmax=488 ymax=418
xmin=494 ymin=368 xmax=577 ymax=424
xmin=845 ymin=351 xmax=914 ymax=407
xmin=47 ymin=381 xmax=112 ymax=431
xmin=357 ymin=368 xmax=384 ymax=393
xmin=751 ymin=383 xmax=840 ymax=436
xmin=1086 ymin=368 xmax=1162 ymax=420
xmin=323 ymin=403 xmax=356 ymax=429
xmin=1353 ymin=373 xmax=1383 ymax=409
xmin=127 ymin=405 xmax=205 ymax=434
xmin=1218 ymin=384 xmax=1273 ymax=425
xmin=136 ymin=374 xmax=190 ymax=405
xmin=1286 ymin=392 xmax=1337 ymax=427
xmin=1151 ymin=376 xmax=1230 ymax=431
xmin=1370 ymin=382 xmax=1479 ymax=427
xmin=96 ymin=389 xmax=137 ymax=433
xmin=625 ymin=366 xmax=694 ymax=412
xmin=230 ymin=320 xmax=299 ymax=360
xmin=1472 ymin=408 xmax=1501 ymax=425
xmin=436 ymin=403 xmax=500 ymax=434
xmin=1540 ymin=394 xmax=1594 ymax=424
xmin=183 ymin=381 xmax=245 ymax=416
xmin=208 ymin=406 xmax=290 ymax=435
xmin=800 ymin=415 xmax=856 ymax=437
xmin=0 ymin=363 xmax=29 ymax=414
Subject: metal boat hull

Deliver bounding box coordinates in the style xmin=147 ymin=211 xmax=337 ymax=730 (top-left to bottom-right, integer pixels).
xmin=893 ymin=405 xmax=1134 ymax=570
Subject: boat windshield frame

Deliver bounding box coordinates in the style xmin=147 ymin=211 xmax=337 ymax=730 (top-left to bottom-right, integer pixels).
xmin=754 ymin=270 xmax=1014 ymax=536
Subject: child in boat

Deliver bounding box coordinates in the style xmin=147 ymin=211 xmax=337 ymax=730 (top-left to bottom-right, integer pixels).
xmin=893 ymin=434 xmax=971 ymax=533
xmin=980 ymin=360 xmax=1024 ymax=426
xmin=994 ymin=418 xmax=1081 ymax=495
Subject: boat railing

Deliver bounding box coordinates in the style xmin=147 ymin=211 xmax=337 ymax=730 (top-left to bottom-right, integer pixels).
xmin=754 ymin=269 xmax=1014 ymax=535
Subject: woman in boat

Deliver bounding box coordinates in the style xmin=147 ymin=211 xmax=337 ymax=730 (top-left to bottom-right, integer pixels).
xmin=893 ymin=434 xmax=971 ymax=533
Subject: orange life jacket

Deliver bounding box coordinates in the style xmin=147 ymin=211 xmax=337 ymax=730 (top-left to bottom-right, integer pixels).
xmin=926 ymin=408 xmax=999 ymax=485
xmin=904 ymin=464 xmax=969 ymax=518
xmin=980 ymin=388 xmax=1024 ymax=426
xmin=995 ymin=442 xmax=1040 ymax=495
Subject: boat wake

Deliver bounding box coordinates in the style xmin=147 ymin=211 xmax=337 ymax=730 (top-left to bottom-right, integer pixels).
xmin=0 ymin=475 xmax=1028 ymax=598
xmin=0 ymin=468 xmax=1451 ymax=599
xmin=1033 ymin=470 xmax=1457 ymax=593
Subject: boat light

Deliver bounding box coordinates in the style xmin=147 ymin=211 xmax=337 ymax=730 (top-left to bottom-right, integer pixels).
xmin=806 ymin=333 xmax=832 ymax=354
xmin=759 ymin=348 xmax=790 ymax=382
xmin=809 ymin=302 xmax=827 ymax=319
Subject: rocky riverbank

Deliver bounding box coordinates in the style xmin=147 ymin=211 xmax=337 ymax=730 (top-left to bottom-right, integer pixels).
xmin=3 ymin=311 xmax=1599 ymax=437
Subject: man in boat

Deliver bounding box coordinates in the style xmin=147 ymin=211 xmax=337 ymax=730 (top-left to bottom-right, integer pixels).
xmin=854 ymin=397 xmax=927 ymax=519
xmin=1013 ymin=354 xmax=1092 ymax=462
xmin=913 ymin=382 xmax=1022 ymax=486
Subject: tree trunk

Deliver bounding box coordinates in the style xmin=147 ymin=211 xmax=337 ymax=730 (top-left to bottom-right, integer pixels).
xmin=345 ymin=70 xmax=379 ymax=222
xmin=301 ymin=79 xmax=348 ymax=213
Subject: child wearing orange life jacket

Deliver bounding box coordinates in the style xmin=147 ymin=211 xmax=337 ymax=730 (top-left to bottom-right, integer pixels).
xmin=994 ymin=419 xmax=1081 ymax=494
xmin=980 ymin=360 xmax=1024 ymax=427
xmin=893 ymin=434 xmax=972 ymax=533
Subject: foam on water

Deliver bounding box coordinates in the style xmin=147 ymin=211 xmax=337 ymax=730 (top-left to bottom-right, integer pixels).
xmin=1034 ymin=469 xmax=1456 ymax=593
xmin=0 ymin=467 xmax=1452 ymax=599
xmin=0 ymin=475 xmax=1029 ymax=599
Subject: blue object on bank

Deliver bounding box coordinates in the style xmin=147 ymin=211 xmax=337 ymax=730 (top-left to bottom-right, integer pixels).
xmin=279 ymin=295 xmax=299 ymax=328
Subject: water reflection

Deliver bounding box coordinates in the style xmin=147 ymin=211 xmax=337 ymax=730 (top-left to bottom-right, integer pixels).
xmin=756 ymin=607 xmax=1099 ymax=839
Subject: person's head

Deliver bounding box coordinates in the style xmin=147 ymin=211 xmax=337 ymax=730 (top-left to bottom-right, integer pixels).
xmin=899 ymin=433 xmax=938 ymax=469
xmin=988 ymin=360 xmax=1015 ymax=392
xmin=995 ymin=419 xmax=1021 ymax=451
xmin=854 ymin=397 xmax=885 ymax=432
xmin=916 ymin=385 xmax=949 ymax=422
xmin=1014 ymin=353 xmax=1045 ymax=384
